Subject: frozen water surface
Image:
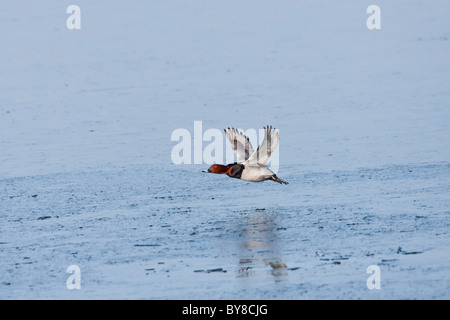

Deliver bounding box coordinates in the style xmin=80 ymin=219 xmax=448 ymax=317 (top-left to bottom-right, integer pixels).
xmin=1 ymin=1 xmax=450 ymax=299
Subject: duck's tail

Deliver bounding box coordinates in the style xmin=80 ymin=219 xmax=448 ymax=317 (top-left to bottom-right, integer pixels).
xmin=270 ymin=174 xmax=288 ymax=185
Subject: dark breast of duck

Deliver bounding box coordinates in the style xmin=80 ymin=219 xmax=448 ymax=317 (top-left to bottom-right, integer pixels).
xmin=226 ymin=163 xmax=245 ymax=179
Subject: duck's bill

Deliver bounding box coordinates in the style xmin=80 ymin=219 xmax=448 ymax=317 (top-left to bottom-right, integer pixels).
xmin=202 ymin=169 xmax=211 ymax=173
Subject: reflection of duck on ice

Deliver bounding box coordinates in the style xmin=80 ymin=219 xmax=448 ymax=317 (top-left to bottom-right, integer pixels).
xmin=237 ymin=211 xmax=287 ymax=279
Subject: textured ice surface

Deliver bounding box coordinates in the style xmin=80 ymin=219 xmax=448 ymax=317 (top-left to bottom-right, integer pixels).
xmin=1 ymin=1 xmax=449 ymax=299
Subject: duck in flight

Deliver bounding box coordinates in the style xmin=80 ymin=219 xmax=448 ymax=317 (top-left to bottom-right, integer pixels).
xmin=203 ymin=125 xmax=288 ymax=184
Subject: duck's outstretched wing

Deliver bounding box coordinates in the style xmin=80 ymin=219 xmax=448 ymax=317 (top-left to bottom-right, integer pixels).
xmin=245 ymin=125 xmax=279 ymax=166
xmin=224 ymin=127 xmax=255 ymax=163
